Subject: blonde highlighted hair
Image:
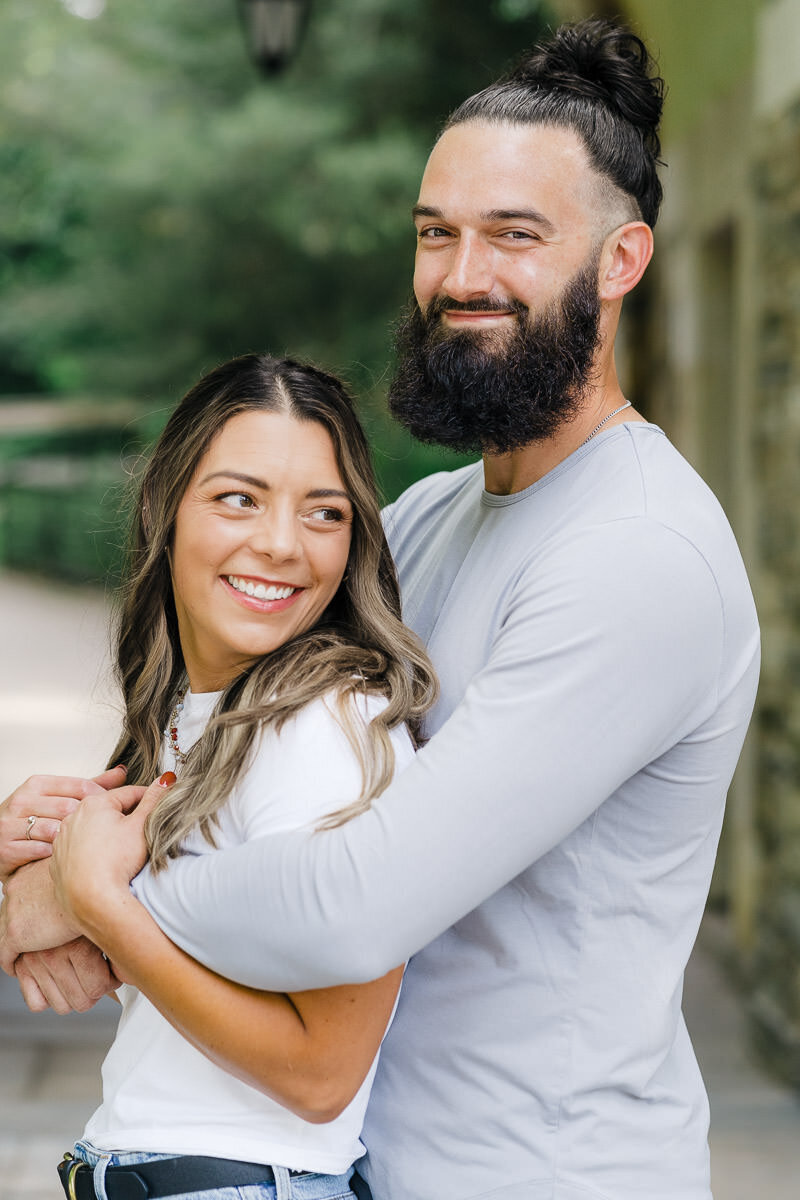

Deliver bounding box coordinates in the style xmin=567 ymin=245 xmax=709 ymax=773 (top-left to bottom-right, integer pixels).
xmin=107 ymin=354 xmax=437 ymax=870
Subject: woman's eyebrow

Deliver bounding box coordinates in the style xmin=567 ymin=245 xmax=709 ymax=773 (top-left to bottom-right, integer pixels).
xmin=198 ymin=472 xmax=350 ymax=502
xmin=199 ymin=470 xmax=268 ymax=489
xmin=306 ymin=488 xmax=351 ymax=502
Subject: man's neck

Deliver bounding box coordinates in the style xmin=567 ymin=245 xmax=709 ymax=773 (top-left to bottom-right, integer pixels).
xmin=481 ymin=370 xmax=642 ymax=496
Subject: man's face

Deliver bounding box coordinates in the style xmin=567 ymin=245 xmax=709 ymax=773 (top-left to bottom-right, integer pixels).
xmin=388 ymin=121 xmax=607 ymax=454
xmin=412 ymin=120 xmax=605 ymax=332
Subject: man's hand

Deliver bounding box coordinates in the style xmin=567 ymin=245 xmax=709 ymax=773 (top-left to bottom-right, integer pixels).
xmin=0 ymin=859 xmax=78 ymax=974
xmin=15 ymin=939 xmax=120 ymax=1014
xmin=0 ymin=766 xmax=129 ymax=882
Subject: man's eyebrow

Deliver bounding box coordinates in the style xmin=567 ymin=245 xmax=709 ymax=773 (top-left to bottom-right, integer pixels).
xmin=481 ymin=208 xmax=557 ymax=236
xmin=412 ymin=204 xmax=556 ymax=238
xmin=412 ymin=204 xmax=444 ymax=220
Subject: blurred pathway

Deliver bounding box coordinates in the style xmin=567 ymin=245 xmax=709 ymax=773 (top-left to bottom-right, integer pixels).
xmin=0 ymin=570 xmax=119 ymax=799
xmin=0 ymin=569 xmax=119 ymax=1198
xmin=0 ymin=569 xmax=797 ymax=1198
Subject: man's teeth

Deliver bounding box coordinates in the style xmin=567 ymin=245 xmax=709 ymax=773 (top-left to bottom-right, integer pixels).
xmin=227 ymin=576 xmax=296 ymax=601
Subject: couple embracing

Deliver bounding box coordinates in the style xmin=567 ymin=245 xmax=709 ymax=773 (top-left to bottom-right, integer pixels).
xmin=0 ymin=20 xmax=759 ymax=1200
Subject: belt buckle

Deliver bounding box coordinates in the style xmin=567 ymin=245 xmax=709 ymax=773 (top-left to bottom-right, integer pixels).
xmin=60 ymin=1153 xmax=84 ymax=1200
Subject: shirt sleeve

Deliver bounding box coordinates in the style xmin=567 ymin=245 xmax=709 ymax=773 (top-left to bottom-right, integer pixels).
xmin=135 ymin=519 xmax=751 ymax=990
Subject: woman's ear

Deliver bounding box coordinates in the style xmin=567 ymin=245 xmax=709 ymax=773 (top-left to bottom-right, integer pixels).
xmin=599 ymin=222 xmax=654 ymax=302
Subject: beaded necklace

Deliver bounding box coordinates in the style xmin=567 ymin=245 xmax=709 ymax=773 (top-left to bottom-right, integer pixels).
xmin=168 ymin=686 xmax=188 ymax=771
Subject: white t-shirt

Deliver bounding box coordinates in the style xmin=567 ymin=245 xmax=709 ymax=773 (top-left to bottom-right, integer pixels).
xmin=84 ymin=688 xmax=414 ymax=1174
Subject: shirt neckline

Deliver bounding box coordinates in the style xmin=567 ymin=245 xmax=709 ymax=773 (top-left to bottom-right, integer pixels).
xmin=480 ymin=421 xmax=662 ymax=508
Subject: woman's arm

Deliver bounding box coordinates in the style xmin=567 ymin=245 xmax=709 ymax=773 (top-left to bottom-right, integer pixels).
xmin=51 ymin=789 xmax=402 ymax=1123
xmin=0 ymin=767 xmax=130 ymax=881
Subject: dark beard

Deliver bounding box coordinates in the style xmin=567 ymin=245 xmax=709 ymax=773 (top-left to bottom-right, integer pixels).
xmin=388 ymin=255 xmax=603 ymax=454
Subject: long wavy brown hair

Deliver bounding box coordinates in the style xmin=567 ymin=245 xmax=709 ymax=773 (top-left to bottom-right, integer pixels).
xmin=107 ymin=354 xmax=437 ymax=870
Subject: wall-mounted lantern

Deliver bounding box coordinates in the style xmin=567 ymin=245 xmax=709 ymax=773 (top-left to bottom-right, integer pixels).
xmin=236 ymin=0 xmax=312 ymax=76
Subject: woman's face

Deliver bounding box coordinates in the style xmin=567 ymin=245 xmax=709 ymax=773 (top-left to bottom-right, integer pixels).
xmin=170 ymin=409 xmax=353 ymax=692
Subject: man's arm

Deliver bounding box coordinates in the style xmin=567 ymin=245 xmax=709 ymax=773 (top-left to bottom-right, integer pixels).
xmin=0 ymin=859 xmax=78 ymax=972
xmin=0 ymin=859 xmax=119 ymax=1013
xmin=136 ymin=522 xmax=758 ymax=991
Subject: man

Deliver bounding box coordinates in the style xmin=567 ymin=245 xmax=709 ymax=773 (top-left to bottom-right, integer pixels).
xmin=1 ymin=19 xmax=759 ymax=1200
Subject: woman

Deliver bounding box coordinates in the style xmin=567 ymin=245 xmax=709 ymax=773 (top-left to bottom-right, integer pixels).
xmin=11 ymin=353 xmax=436 ymax=1200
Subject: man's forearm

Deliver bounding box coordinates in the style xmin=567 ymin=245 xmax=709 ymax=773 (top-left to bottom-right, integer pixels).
xmin=0 ymin=860 xmax=80 ymax=974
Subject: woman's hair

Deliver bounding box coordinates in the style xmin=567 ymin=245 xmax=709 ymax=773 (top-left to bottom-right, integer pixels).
xmin=108 ymin=353 xmax=437 ymax=870
xmin=444 ymin=18 xmax=665 ymax=229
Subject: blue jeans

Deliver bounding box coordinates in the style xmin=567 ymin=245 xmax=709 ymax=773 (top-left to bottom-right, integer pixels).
xmin=71 ymin=1140 xmax=355 ymax=1200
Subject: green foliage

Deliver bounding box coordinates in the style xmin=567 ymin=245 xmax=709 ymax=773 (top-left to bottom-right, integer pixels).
xmin=0 ymin=0 xmax=550 ymax=551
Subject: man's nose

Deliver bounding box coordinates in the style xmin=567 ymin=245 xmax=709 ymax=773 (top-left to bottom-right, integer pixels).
xmin=440 ymin=234 xmax=494 ymax=301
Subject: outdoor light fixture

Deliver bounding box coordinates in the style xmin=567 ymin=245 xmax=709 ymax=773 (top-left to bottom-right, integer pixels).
xmin=236 ymin=0 xmax=312 ymax=76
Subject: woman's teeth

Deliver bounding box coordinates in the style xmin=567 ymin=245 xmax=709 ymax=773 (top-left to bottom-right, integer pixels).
xmin=227 ymin=576 xmax=296 ymax=601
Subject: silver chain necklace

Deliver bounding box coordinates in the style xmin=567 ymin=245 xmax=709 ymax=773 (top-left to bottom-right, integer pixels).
xmin=579 ymin=400 xmax=632 ymax=448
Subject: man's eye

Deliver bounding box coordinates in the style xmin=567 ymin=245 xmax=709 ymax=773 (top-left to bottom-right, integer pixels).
xmin=418 ymin=226 xmax=451 ymax=240
xmin=218 ymin=492 xmax=255 ymax=510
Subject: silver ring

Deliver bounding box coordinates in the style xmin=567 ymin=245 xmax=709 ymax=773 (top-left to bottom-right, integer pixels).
xmin=25 ymin=815 xmax=37 ymax=840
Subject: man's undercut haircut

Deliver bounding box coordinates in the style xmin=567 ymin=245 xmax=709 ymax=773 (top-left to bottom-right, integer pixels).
xmin=444 ymin=18 xmax=665 ymax=229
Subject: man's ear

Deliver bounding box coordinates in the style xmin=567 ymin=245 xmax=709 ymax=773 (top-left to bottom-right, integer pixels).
xmin=598 ymin=222 xmax=653 ymax=301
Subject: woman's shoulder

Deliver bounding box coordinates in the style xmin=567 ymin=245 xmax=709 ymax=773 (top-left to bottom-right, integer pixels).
xmin=285 ymin=688 xmax=415 ymax=767
xmin=233 ymin=688 xmax=415 ymax=834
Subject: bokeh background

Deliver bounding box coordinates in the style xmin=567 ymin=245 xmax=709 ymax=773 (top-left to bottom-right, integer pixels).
xmin=1 ymin=0 xmax=799 ymax=1195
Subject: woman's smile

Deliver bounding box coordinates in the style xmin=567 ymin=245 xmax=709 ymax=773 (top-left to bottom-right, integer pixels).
xmin=222 ymin=574 xmax=302 ymax=609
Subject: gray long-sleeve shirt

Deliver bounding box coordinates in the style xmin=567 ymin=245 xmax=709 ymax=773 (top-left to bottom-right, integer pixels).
xmin=136 ymin=422 xmax=760 ymax=1200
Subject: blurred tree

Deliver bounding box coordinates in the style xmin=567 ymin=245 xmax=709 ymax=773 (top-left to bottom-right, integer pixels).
xmin=0 ymin=0 xmax=549 ymax=495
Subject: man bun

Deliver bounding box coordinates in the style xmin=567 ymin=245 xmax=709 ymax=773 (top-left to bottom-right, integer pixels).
xmin=445 ymin=18 xmax=666 ymax=228
xmin=512 ymin=20 xmax=664 ymax=166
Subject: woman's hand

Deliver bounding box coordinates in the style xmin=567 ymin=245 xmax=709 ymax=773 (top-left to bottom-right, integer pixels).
xmin=0 ymin=766 xmax=129 ymax=882
xmin=50 ymin=774 xmax=171 ymax=938
xmin=0 ymin=776 xmax=148 ymax=975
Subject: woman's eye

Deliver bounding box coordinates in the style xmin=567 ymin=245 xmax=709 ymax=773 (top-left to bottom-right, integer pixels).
xmin=308 ymin=507 xmax=345 ymax=523
xmin=218 ymin=492 xmax=255 ymax=510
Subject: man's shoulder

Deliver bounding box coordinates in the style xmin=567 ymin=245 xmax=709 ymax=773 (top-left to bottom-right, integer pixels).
xmin=383 ymin=460 xmax=481 ymax=528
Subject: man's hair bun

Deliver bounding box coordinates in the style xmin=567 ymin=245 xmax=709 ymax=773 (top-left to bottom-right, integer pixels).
xmin=444 ymin=18 xmax=666 ymax=228
xmin=511 ymin=20 xmax=664 ymax=157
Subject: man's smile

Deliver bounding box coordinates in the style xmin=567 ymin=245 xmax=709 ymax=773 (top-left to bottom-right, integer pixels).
xmin=441 ymin=309 xmax=515 ymax=326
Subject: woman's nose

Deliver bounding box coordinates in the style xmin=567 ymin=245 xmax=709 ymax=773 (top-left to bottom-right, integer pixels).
xmin=250 ymin=510 xmax=300 ymax=563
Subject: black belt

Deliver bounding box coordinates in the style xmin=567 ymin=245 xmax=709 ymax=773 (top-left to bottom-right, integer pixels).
xmin=58 ymin=1153 xmax=306 ymax=1200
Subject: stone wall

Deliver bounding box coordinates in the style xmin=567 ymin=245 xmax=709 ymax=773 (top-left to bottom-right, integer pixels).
xmin=748 ymin=98 xmax=800 ymax=1085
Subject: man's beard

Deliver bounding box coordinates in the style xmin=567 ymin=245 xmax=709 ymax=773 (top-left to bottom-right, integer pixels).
xmin=388 ymin=254 xmax=603 ymax=454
